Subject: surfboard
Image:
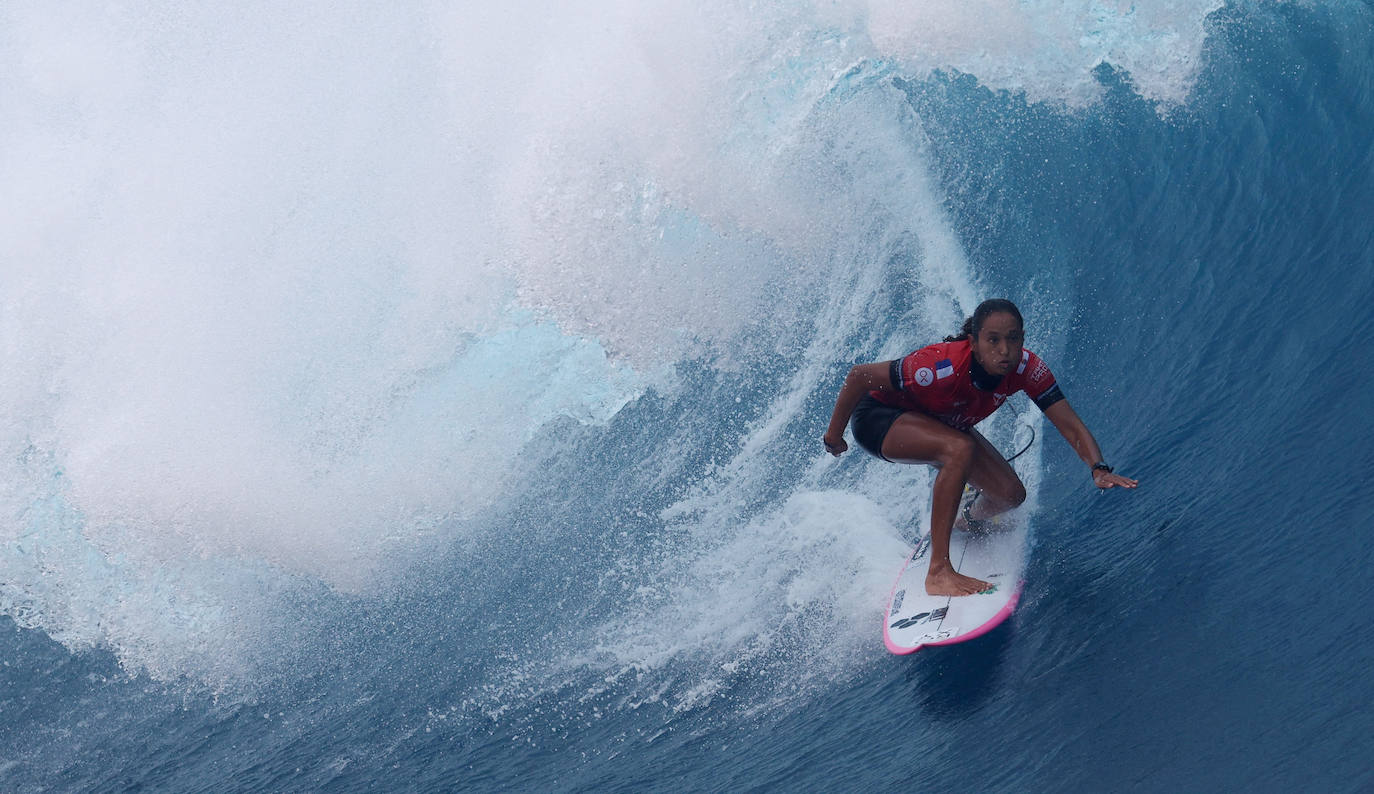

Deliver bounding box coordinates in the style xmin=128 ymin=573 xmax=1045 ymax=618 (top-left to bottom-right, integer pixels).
xmin=882 ymin=513 xmax=1026 ymax=654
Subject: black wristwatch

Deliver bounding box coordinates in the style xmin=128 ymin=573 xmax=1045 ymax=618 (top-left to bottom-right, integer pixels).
xmin=1092 ymin=462 xmax=1113 ymax=474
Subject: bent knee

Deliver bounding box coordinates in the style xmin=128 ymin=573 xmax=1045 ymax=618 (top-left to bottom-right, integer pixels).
xmin=1007 ymin=482 xmax=1028 ymax=507
xmin=939 ymin=434 xmax=978 ymax=469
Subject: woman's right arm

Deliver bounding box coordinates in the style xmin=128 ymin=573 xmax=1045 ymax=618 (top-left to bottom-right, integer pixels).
xmin=823 ymin=362 xmax=896 ymax=456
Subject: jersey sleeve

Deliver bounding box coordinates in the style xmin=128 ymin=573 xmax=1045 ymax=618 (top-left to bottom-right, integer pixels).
xmin=892 ymin=345 xmax=944 ymax=396
xmin=1020 ymin=350 xmax=1065 ymax=411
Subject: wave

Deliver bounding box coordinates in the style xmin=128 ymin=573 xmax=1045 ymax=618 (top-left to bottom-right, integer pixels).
xmin=0 ymin=0 xmax=1220 ymax=695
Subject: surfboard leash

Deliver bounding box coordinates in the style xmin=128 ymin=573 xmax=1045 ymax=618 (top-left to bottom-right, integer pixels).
xmin=1004 ymin=424 xmax=1036 ymax=463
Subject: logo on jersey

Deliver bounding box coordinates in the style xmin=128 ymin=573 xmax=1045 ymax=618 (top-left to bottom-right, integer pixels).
xmin=993 ymin=392 xmax=1008 ymax=406
xmin=1029 ymin=360 xmax=1050 ymax=383
xmin=935 ymin=359 xmax=954 ymax=379
xmin=915 ymin=367 xmax=934 ymax=387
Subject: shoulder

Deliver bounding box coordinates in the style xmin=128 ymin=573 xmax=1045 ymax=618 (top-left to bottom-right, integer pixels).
xmin=905 ymin=339 xmax=965 ymax=364
xmin=1016 ymin=348 xmax=1058 ymax=394
xmin=1018 ymin=348 xmax=1052 ymax=375
xmin=896 ymin=340 xmax=963 ymax=390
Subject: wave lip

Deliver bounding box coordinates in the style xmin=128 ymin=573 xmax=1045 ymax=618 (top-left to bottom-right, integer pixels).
xmin=864 ymin=0 xmax=1223 ymax=107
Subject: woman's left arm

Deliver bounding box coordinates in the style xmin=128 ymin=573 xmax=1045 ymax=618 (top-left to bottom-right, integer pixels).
xmin=1042 ymin=400 xmax=1139 ymax=490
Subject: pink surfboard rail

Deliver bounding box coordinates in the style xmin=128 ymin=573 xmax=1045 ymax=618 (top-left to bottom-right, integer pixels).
xmin=883 ymin=584 xmax=1022 ymax=654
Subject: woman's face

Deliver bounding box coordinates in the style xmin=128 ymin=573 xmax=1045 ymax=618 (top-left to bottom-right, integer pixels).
xmin=971 ymin=311 xmax=1024 ymax=377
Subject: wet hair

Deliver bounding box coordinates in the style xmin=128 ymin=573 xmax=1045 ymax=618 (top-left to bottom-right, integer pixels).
xmin=944 ymin=298 xmax=1024 ymax=342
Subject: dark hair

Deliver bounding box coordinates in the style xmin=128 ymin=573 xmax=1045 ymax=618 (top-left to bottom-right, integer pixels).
xmin=944 ymin=298 xmax=1024 ymax=342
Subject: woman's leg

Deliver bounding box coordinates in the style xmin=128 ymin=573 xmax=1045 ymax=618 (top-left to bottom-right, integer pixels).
xmin=960 ymin=428 xmax=1028 ymax=522
xmin=880 ymin=413 xmax=1023 ymax=596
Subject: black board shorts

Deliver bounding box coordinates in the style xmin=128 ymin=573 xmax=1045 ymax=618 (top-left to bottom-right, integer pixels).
xmin=850 ymin=395 xmax=905 ymax=462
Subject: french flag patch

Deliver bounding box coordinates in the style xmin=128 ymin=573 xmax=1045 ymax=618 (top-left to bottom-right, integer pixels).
xmin=1017 ymin=350 xmax=1029 ymax=374
xmin=935 ymin=359 xmax=954 ymax=379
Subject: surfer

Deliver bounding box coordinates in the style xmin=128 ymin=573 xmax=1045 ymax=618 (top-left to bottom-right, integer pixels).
xmin=822 ymin=298 xmax=1138 ymax=597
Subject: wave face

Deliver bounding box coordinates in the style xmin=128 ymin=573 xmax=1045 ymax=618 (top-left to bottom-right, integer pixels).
xmin=4 ymin=1 xmax=1374 ymax=790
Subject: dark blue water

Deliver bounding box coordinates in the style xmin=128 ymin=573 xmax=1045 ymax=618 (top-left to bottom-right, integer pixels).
xmin=3 ymin=2 xmax=1373 ymax=791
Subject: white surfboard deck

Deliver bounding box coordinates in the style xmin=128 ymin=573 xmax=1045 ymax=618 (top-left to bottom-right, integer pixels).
xmin=883 ymin=519 xmax=1026 ymax=654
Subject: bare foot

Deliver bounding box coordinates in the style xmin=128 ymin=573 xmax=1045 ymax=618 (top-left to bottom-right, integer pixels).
xmin=926 ymin=567 xmax=993 ymax=596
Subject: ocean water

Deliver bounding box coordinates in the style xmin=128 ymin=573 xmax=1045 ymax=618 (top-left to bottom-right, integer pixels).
xmin=2 ymin=1 xmax=1372 ymax=791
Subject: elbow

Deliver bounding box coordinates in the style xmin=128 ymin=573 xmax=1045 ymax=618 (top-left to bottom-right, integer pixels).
xmin=849 ymin=367 xmax=883 ymax=394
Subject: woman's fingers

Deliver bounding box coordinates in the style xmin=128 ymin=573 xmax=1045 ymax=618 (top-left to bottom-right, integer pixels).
xmin=1098 ymin=473 xmax=1138 ymax=489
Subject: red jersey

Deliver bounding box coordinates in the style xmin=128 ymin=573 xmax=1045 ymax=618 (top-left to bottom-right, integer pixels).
xmin=871 ymin=338 xmax=1064 ymax=431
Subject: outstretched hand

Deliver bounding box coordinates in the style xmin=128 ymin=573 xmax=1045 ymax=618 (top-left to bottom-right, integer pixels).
xmin=823 ymin=434 xmax=848 ymax=457
xmin=1093 ymin=469 xmax=1138 ymax=490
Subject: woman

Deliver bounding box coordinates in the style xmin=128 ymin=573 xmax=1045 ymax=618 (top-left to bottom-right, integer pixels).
xmin=823 ymin=299 xmax=1138 ymax=597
